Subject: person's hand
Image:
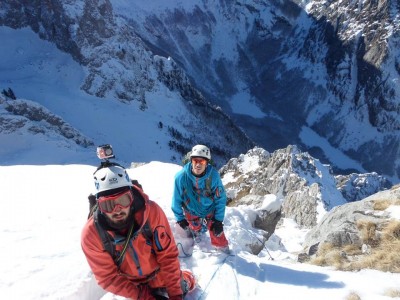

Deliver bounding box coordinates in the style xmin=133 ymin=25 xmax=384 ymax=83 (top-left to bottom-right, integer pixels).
xmin=168 ymin=295 xmax=183 ymax=300
xmin=177 ymin=219 xmax=189 ymax=230
xmin=210 ymin=219 xmax=223 ymax=237
xmin=138 ymin=285 xmax=155 ymax=300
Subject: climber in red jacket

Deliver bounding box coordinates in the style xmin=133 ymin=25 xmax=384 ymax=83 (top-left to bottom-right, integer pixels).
xmin=81 ymin=162 xmax=195 ymax=299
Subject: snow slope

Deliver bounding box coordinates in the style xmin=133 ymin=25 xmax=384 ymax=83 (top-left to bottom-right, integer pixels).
xmin=1 ymin=162 xmax=399 ymax=300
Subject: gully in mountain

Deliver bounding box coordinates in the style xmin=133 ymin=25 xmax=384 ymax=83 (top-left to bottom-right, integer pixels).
xmin=172 ymin=144 xmax=230 ymax=252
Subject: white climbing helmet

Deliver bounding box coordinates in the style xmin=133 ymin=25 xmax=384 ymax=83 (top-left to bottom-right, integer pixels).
xmin=93 ymin=165 xmax=132 ymax=195
xmin=190 ymin=144 xmax=211 ymax=160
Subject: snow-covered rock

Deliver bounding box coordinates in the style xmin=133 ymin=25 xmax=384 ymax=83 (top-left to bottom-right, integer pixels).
xmin=221 ymin=145 xmax=391 ymax=230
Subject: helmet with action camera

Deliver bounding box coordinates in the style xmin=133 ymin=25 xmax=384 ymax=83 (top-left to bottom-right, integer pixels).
xmin=93 ymin=144 xmax=132 ymax=197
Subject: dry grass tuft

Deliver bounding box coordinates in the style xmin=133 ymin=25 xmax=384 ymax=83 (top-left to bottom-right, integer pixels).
xmin=383 ymin=220 xmax=400 ymax=240
xmin=309 ymin=220 xmax=400 ymax=273
xmin=342 ymin=244 xmax=362 ymax=256
xmin=355 ymin=246 xmax=400 ymax=272
xmin=345 ymin=292 xmax=361 ymax=300
xmin=356 ymin=219 xmax=379 ymax=246
xmin=310 ymin=243 xmax=344 ymax=269
xmin=373 ymin=198 xmax=400 ymax=210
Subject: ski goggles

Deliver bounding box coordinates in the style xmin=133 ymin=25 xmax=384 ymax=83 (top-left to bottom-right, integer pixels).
xmin=98 ymin=189 xmax=133 ymax=213
xmin=191 ymin=158 xmax=207 ymax=166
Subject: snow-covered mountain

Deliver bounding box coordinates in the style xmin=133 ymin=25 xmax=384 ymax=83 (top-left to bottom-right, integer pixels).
xmin=0 ymin=1 xmax=253 ymax=167
xmin=1 ymin=0 xmax=399 ymax=182
xmin=109 ymin=0 xmax=400 ymax=181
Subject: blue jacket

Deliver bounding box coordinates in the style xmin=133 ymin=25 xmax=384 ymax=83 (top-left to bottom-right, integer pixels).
xmin=171 ymin=163 xmax=227 ymax=222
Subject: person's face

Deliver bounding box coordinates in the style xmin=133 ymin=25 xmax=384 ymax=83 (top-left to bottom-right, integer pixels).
xmin=104 ymin=206 xmax=130 ymax=225
xmin=191 ymin=157 xmax=207 ymax=175
xmin=98 ymin=190 xmax=133 ymax=225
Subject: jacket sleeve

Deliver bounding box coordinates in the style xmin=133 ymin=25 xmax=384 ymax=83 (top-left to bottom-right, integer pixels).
xmin=212 ymin=169 xmax=227 ymax=222
xmin=171 ymin=173 xmax=185 ymax=221
xmin=81 ymin=219 xmax=140 ymax=299
xmin=148 ymin=201 xmax=183 ymax=297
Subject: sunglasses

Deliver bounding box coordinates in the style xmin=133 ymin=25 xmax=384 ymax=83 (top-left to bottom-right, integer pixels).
xmin=191 ymin=158 xmax=207 ymax=165
xmin=98 ymin=190 xmax=133 ymax=213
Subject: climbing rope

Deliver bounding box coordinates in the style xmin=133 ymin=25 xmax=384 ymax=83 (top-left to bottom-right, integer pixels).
xmin=196 ymin=253 xmax=232 ymax=300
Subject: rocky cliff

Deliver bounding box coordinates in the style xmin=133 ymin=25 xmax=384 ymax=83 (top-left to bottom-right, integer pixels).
xmin=222 ymin=146 xmax=391 ymax=229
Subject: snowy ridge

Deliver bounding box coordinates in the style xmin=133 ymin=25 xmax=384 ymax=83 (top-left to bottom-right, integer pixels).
xmin=0 ymin=96 xmax=93 ymax=147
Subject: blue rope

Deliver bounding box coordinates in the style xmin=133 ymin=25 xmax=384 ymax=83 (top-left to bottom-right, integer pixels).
xmin=177 ymin=242 xmax=193 ymax=258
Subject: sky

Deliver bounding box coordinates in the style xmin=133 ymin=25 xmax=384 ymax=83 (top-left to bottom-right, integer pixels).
xmin=1 ymin=161 xmax=400 ymax=300
xmin=0 ymin=12 xmax=400 ymax=300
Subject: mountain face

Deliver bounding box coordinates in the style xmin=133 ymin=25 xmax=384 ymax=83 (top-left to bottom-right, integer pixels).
xmin=0 ymin=0 xmax=254 ymax=166
xmin=110 ymin=1 xmax=400 ymax=181
xmin=0 ymin=1 xmax=399 ymax=179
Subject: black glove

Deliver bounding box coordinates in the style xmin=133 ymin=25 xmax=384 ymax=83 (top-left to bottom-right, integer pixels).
xmin=210 ymin=219 xmax=223 ymax=237
xmin=177 ymin=219 xmax=189 ymax=230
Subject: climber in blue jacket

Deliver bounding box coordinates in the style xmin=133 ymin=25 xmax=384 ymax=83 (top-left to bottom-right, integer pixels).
xmin=172 ymin=145 xmax=229 ymax=251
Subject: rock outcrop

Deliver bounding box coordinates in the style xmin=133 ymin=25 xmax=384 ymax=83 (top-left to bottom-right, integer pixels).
xmin=0 ymin=96 xmax=93 ymax=147
xmin=221 ymin=145 xmax=347 ymax=229
xmin=302 ymin=185 xmax=400 ymax=256
xmin=220 ymin=145 xmax=393 ymax=253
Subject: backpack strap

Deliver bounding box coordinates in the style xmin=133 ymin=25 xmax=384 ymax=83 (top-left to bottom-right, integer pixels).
xmin=141 ymin=221 xmax=153 ymax=244
xmin=93 ymin=210 xmax=116 ymax=260
xmin=93 ymin=209 xmax=153 ymax=266
xmin=204 ymin=175 xmax=213 ymax=197
xmin=92 ymin=209 xmax=135 ymax=266
xmin=115 ymin=219 xmax=136 ymax=266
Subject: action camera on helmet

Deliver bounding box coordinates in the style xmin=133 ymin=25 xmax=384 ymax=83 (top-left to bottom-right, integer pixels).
xmin=96 ymin=144 xmax=115 ymax=160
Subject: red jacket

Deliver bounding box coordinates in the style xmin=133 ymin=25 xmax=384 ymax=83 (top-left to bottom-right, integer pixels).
xmin=81 ymin=188 xmax=182 ymax=299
